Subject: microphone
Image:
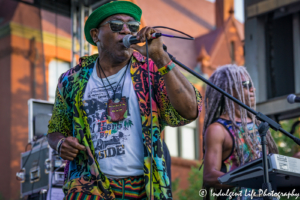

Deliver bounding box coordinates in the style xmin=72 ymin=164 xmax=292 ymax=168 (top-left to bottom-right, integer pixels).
xmin=287 ymin=94 xmax=300 ymax=104
xmin=123 ymin=33 xmax=162 ymax=48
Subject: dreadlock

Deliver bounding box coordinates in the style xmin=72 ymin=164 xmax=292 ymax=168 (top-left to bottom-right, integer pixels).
xmin=203 ymin=64 xmax=278 ymax=165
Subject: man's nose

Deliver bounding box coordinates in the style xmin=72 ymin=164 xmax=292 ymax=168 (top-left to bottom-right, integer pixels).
xmin=120 ymin=23 xmax=131 ymax=34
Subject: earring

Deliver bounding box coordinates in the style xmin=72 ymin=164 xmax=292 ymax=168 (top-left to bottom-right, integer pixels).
xmin=96 ymin=41 xmax=100 ymax=46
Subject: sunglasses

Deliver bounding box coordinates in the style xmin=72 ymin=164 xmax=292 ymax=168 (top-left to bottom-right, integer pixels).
xmin=100 ymin=20 xmax=140 ymax=33
xmin=242 ymin=80 xmax=253 ymax=89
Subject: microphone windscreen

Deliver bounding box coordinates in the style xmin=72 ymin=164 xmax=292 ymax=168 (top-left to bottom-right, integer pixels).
xmin=287 ymin=94 xmax=296 ymax=104
xmin=123 ymin=35 xmax=132 ymax=48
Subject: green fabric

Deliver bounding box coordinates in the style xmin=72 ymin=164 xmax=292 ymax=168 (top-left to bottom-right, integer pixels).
xmin=84 ymin=1 xmax=142 ymax=46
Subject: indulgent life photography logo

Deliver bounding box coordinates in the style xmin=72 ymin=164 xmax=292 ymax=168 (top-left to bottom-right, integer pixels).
xmin=198 ymin=189 xmax=300 ymax=199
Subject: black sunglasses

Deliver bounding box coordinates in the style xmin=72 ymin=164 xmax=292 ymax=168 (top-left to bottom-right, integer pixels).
xmin=242 ymin=80 xmax=253 ymax=89
xmin=100 ymin=20 xmax=140 ymax=33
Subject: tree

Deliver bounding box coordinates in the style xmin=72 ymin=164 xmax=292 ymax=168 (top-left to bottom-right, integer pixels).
xmin=270 ymin=118 xmax=300 ymax=157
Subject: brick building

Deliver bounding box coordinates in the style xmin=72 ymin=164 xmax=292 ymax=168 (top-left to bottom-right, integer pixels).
xmin=0 ymin=0 xmax=244 ymax=199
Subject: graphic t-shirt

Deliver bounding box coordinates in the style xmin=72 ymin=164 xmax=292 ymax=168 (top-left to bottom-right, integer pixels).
xmin=83 ymin=59 xmax=144 ymax=179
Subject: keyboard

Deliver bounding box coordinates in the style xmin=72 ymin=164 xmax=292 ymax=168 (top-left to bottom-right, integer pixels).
xmin=218 ymin=154 xmax=300 ymax=191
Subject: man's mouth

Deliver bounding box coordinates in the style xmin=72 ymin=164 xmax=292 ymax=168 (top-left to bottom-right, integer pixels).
xmin=118 ymin=39 xmax=126 ymax=47
xmin=118 ymin=39 xmax=129 ymax=49
xmin=118 ymin=38 xmax=125 ymax=44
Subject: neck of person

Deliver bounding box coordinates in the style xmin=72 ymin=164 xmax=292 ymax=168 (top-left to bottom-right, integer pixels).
xmin=97 ymin=53 xmax=131 ymax=78
xmin=235 ymin=108 xmax=253 ymax=123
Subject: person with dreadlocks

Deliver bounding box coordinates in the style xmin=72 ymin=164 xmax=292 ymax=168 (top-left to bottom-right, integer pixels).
xmin=202 ymin=64 xmax=278 ymax=200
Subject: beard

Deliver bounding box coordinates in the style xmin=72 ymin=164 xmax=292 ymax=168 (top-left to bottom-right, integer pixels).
xmin=99 ymin=43 xmax=133 ymax=64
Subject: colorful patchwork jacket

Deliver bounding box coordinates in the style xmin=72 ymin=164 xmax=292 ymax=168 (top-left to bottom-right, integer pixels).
xmin=48 ymin=51 xmax=202 ymax=200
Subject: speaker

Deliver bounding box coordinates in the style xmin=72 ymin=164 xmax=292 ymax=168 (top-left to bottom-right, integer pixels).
xmin=20 ymin=137 xmax=50 ymax=197
xmin=20 ymin=137 xmax=66 ymax=199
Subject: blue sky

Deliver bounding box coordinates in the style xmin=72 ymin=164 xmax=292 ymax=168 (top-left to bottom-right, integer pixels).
xmin=206 ymin=0 xmax=245 ymax=23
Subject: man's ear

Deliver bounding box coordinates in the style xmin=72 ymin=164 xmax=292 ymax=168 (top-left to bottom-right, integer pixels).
xmin=90 ymin=28 xmax=100 ymax=43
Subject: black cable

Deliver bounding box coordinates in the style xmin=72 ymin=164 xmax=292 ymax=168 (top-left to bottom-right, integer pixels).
xmin=290 ymin=121 xmax=300 ymax=135
xmin=119 ymin=60 xmax=131 ymax=97
xmin=25 ymin=143 xmax=31 ymax=152
xmin=146 ymin=39 xmax=154 ymax=200
xmin=145 ymin=26 xmax=193 ymax=199
xmin=22 ymin=143 xmax=34 ymax=167
xmin=153 ymin=26 xmax=194 ymax=40
xmin=16 ymin=140 xmax=37 ymax=182
xmin=163 ymin=35 xmax=194 ymax=40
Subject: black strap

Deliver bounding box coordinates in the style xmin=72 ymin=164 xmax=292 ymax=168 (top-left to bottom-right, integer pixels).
xmin=120 ymin=59 xmax=131 ymax=97
xmin=97 ymin=58 xmax=130 ymax=100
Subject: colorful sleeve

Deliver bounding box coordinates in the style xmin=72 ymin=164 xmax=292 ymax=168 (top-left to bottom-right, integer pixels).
xmin=155 ymin=73 xmax=202 ymax=127
xmin=47 ymin=86 xmax=72 ymax=137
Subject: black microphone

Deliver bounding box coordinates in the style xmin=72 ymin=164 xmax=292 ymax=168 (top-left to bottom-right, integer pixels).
xmin=287 ymin=94 xmax=300 ymax=103
xmin=123 ymin=33 xmax=162 ymax=48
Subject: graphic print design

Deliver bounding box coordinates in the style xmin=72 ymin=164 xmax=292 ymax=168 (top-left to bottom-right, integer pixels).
xmin=83 ymin=81 xmax=133 ymax=161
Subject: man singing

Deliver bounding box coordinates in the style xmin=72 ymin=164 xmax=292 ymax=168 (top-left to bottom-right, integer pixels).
xmin=47 ymin=1 xmax=202 ymax=199
xmin=202 ymin=65 xmax=278 ymax=200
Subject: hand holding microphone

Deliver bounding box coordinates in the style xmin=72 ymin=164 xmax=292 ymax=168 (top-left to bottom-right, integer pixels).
xmin=123 ymin=32 xmax=162 ymax=48
xmin=126 ymin=26 xmax=170 ymax=68
xmin=122 ymin=26 xmax=194 ymax=48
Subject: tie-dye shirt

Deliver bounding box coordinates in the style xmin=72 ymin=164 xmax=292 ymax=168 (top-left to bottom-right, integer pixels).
xmin=48 ymin=51 xmax=202 ymax=200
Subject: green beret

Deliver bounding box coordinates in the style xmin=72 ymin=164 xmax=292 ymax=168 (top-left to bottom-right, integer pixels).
xmin=84 ymin=1 xmax=142 ymax=46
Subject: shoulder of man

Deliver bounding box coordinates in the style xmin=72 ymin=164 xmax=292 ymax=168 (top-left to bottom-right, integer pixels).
xmin=58 ymin=54 xmax=98 ymax=87
xmin=56 ymin=54 xmax=97 ymax=104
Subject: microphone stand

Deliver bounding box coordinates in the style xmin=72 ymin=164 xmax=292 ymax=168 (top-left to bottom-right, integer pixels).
xmin=163 ymin=46 xmax=300 ymax=199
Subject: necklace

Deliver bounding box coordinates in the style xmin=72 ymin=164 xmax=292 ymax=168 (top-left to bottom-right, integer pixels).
xmin=97 ymin=58 xmax=130 ymax=122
